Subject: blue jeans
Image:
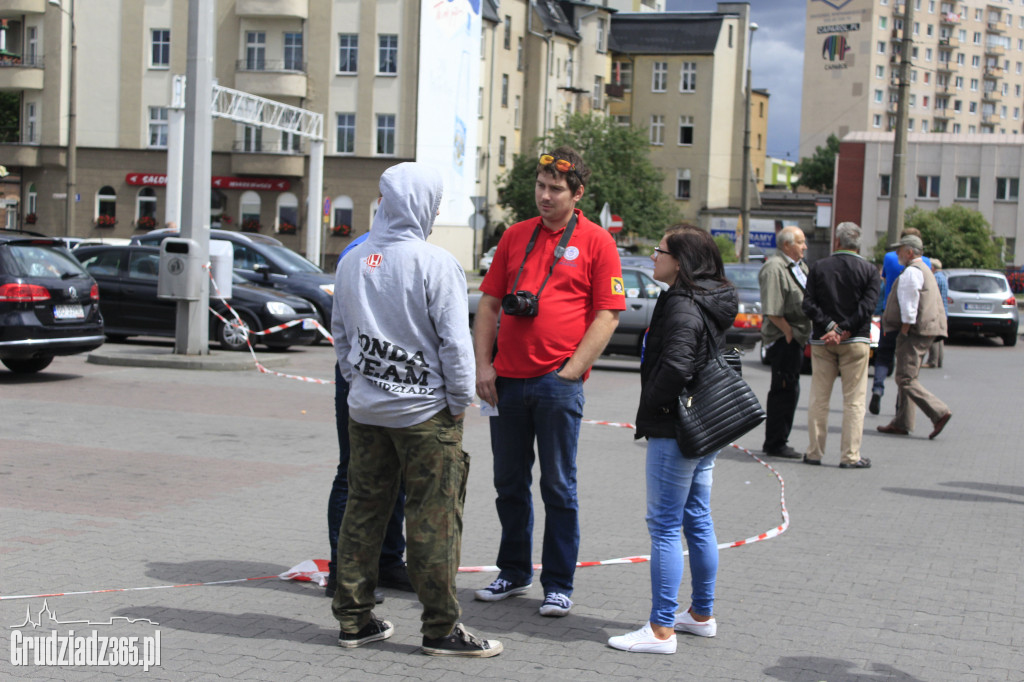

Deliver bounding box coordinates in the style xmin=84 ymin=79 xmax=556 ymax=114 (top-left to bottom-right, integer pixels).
xmin=646 ymin=438 xmax=718 ymax=628
xmin=489 ymin=370 xmax=584 ymax=595
xmin=327 ymin=364 xmax=406 ymax=581
xmin=872 ymin=329 xmax=898 ymax=396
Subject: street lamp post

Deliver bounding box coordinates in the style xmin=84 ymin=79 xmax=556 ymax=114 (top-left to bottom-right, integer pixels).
xmin=739 ymin=21 xmax=758 ymax=264
xmin=48 ymin=0 xmax=75 ymax=238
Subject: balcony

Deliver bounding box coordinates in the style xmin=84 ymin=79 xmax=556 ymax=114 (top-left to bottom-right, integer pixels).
xmin=234 ymin=61 xmax=307 ymax=98
xmin=982 ymin=89 xmax=1002 ymax=103
xmin=984 ymin=43 xmax=1005 ymax=56
xmin=940 ymin=13 xmax=961 ymax=26
xmin=934 ymin=109 xmax=952 ymax=120
xmin=938 ymin=36 xmax=959 ymax=49
xmin=0 ymin=143 xmax=41 ymax=167
xmin=0 ymin=0 xmax=46 ymax=16
xmin=604 ymin=83 xmax=625 ymax=99
xmin=230 ymin=142 xmax=306 ymax=177
xmin=986 ymin=21 xmax=1004 ymax=34
xmin=235 ymin=0 xmax=307 ymax=19
xmin=0 ymin=55 xmax=44 ymax=90
xmin=936 ymin=61 xmax=957 ymax=74
xmin=984 ymin=65 xmax=1004 ymax=79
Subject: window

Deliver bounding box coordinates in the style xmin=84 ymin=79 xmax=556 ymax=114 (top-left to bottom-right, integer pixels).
xmin=332 ymin=195 xmax=353 ymax=235
xmin=652 ymin=62 xmax=667 ymax=92
xmin=972 ymin=55 xmax=981 ymax=67
xmin=276 ymin=193 xmax=298 ymax=232
xmin=956 ymin=176 xmax=980 ymax=199
xmin=379 ymin=35 xmax=398 ymax=74
xmin=996 ymin=177 xmax=1020 ymax=200
xmin=613 ymin=61 xmax=632 ymax=91
xmin=876 ymin=65 xmax=885 ymax=78
xmin=338 ymin=34 xmax=358 ymax=73
xmin=246 ymin=32 xmax=266 ymax=70
xmin=26 ymin=27 xmax=37 ymax=66
xmin=503 ymin=16 xmax=511 ymax=50
xmin=239 ymin=191 xmax=261 ymax=233
xmin=676 ymin=169 xmax=691 ymax=199
xmin=917 ymin=175 xmax=940 ymax=198
xmin=614 ymin=115 xmax=630 ymax=127
xmin=376 ymin=114 xmax=396 ymax=155
xmin=873 ymin=114 xmax=882 ymax=127
xmin=678 ymin=115 xmax=694 ymax=145
xmin=25 ymin=102 xmax=37 ymax=143
xmin=592 ymin=76 xmax=603 ymax=109
xmin=952 ymin=123 xmax=961 ymax=133
xmin=954 ymin=99 xmax=963 ymax=112
xmin=280 ymin=111 xmax=301 ymax=153
xmin=597 ymin=18 xmax=607 ymax=53
xmin=880 ymin=16 xmax=888 ymax=29
xmin=498 ymin=136 xmax=506 ymax=166
xmin=97 ymin=186 xmax=116 ymax=222
xmin=151 ymin=29 xmax=170 ymax=67
xmin=650 ymin=115 xmax=665 ymax=145
xmin=879 ymin=174 xmax=891 ymax=197
xmin=501 ymin=74 xmax=508 ymax=107
xmin=137 ymin=188 xmax=158 ymax=223
xmin=878 ymin=41 xmax=886 ymax=54
xmin=517 ymin=38 xmax=524 ymax=71
xmin=148 ymin=107 xmax=168 ymax=148
xmin=514 ymin=95 xmax=521 ymax=129
xmin=680 ymin=62 xmax=697 ymax=92
xmin=970 ymin=102 xmax=977 ymax=113
xmin=284 ymin=32 xmax=303 ymax=71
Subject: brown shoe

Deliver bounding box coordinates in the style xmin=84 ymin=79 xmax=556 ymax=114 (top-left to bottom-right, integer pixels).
xmin=877 ymin=423 xmax=909 ymax=436
xmin=929 ymin=412 xmax=952 ymax=440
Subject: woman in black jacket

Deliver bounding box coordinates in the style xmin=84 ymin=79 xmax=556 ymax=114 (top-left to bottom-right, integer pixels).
xmin=608 ymin=224 xmax=738 ymax=655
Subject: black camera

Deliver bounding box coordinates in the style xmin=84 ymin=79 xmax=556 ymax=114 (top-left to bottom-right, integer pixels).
xmin=501 ymin=290 xmax=539 ymax=317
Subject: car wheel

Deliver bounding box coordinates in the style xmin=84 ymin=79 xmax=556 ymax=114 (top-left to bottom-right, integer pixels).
xmin=2 ymin=356 xmax=54 ymax=374
xmin=217 ymin=313 xmax=254 ymax=352
xmin=263 ymin=343 xmax=291 ymax=352
xmin=1003 ymin=330 xmax=1019 ymax=347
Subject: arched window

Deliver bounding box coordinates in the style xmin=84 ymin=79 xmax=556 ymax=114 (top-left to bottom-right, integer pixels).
xmin=210 ymin=189 xmax=227 ymax=227
xmin=97 ymin=186 xmax=116 ymax=219
xmin=240 ymin=191 xmax=261 ymax=231
xmin=332 ymin=195 xmax=353 ymax=235
xmin=276 ymin=192 xmax=298 ymax=232
xmin=136 ymin=187 xmax=157 ymax=221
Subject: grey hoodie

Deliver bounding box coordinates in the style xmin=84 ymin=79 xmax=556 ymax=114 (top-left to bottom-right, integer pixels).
xmin=331 ymin=162 xmax=475 ymax=428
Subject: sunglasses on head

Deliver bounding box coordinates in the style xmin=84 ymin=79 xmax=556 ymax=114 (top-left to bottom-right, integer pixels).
xmin=539 ymin=154 xmax=583 ymax=182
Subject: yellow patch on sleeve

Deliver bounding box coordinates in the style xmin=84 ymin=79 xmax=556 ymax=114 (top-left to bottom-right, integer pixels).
xmin=611 ymin=277 xmax=625 ymax=296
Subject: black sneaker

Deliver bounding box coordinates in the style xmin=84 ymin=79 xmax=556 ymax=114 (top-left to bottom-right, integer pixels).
xmin=839 ymin=457 xmax=872 ymax=469
xmin=474 ymin=577 xmax=532 ymax=601
xmin=337 ymin=616 xmax=394 ymax=648
xmin=869 ymin=393 xmax=881 ymax=415
xmin=421 ymin=623 xmax=503 ymax=657
xmin=378 ymin=564 xmax=415 ymax=592
xmin=802 ymin=455 xmax=821 ymax=465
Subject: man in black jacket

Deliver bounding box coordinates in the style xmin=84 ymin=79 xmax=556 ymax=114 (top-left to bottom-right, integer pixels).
xmin=800 ymin=222 xmax=879 ymax=469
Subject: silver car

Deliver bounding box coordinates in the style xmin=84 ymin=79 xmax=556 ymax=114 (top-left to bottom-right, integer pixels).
xmin=944 ymin=269 xmax=1019 ymax=347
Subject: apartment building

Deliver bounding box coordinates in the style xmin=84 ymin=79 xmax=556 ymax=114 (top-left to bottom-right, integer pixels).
xmin=834 ymin=130 xmax=1023 ymax=262
xmin=608 ymin=3 xmax=755 ymax=226
xmin=801 ymin=0 xmax=1024 ymax=161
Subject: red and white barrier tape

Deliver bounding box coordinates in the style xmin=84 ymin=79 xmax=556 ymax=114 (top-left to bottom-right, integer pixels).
xmin=0 ymin=443 xmax=788 ymax=602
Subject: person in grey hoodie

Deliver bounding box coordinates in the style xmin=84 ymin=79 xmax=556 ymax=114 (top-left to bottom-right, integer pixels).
xmin=330 ymin=162 xmax=502 ymax=657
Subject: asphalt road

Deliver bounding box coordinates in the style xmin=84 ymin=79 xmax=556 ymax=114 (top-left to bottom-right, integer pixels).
xmin=1 ymin=334 xmax=1022 ymax=680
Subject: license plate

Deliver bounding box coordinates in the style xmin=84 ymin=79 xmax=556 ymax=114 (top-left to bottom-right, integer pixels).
xmin=301 ymin=318 xmax=317 ymax=330
xmin=964 ymin=302 xmax=991 ymax=312
xmin=53 ymin=304 xmax=85 ymax=320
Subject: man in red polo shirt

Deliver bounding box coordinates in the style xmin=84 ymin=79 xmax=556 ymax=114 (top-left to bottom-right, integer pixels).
xmin=472 ymin=146 xmax=625 ymax=617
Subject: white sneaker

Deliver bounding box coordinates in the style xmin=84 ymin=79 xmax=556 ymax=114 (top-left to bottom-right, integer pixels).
xmin=673 ymin=609 xmax=717 ymax=637
xmin=607 ymin=623 xmax=677 ymax=654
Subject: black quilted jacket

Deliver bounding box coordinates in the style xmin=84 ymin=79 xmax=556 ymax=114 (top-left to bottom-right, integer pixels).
xmin=634 ymin=281 xmax=739 ymax=440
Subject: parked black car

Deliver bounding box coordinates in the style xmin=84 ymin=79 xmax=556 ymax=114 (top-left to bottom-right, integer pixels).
xmin=723 ymin=262 xmax=764 ymax=351
xmin=133 ymin=228 xmax=335 ymax=327
xmin=75 ymin=245 xmax=321 ymax=351
xmin=0 ymin=230 xmax=106 ymax=373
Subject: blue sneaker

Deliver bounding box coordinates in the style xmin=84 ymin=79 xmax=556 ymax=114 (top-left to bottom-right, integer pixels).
xmin=538 ymin=592 xmax=572 ymax=617
xmin=474 ymin=578 xmax=532 ymax=602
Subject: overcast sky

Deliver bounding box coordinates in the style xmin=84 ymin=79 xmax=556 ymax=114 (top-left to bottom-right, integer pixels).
xmin=665 ymin=0 xmax=807 ymax=160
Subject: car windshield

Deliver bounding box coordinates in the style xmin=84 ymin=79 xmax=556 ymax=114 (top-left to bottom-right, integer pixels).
xmin=948 ymin=275 xmax=1007 ymax=294
xmin=8 ymin=244 xmax=89 ymax=279
xmin=265 ymin=244 xmax=324 ymax=274
xmin=725 ymin=266 xmax=760 ymax=290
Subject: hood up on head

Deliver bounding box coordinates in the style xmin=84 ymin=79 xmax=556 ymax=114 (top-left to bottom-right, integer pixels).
xmin=370 ymin=162 xmax=444 ymax=242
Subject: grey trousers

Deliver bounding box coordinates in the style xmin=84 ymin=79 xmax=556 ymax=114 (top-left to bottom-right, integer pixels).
xmin=892 ymin=332 xmax=950 ymax=432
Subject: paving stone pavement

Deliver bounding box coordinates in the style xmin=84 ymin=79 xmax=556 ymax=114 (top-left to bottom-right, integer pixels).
xmin=1 ymin=336 xmax=1022 ymax=681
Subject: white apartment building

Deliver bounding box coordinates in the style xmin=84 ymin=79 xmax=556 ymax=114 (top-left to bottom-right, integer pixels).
xmin=834 ymin=131 xmax=1023 ymax=261
xmin=801 ymin=0 xmax=1024 ymax=160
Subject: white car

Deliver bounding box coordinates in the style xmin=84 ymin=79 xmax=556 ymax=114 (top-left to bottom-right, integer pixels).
xmin=479 ymin=246 xmax=497 ymax=275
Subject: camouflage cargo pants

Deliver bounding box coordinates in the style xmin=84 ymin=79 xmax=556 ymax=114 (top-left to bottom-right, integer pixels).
xmin=331 ymin=408 xmax=469 ymax=639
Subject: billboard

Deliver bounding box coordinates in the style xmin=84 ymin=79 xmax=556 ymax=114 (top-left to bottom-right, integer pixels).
xmin=416 ymin=0 xmax=482 ymax=227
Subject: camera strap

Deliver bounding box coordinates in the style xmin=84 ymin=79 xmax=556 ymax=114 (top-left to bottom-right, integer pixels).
xmin=507 ymin=211 xmax=578 ymax=300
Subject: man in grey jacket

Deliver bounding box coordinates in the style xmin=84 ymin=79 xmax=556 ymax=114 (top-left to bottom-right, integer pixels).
xmin=331 ymin=163 xmax=502 ymax=657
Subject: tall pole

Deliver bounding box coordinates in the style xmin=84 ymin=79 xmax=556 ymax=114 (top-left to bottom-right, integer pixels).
xmin=176 ymin=0 xmax=214 ymax=355
xmin=50 ymin=0 xmax=76 ymax=237
xmin=739 ymin=22 xmax=758 ymax=263
xmin=887 ymin=0 xmax=915 ymax=246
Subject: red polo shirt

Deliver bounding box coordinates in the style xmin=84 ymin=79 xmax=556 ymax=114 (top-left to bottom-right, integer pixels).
xmin=480 ymin=209 xmax=625 ymax=378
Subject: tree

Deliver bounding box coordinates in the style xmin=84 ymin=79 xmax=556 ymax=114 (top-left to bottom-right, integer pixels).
xmin=714 ymin=235 xmax=738 ymax=263
xmin=793 ymin=134 xmax=840 ymax=194
xmin=0 ymin=92 xmax=19 ymax=144
xmin=496 ymin=112 xmax=678 ymax=239
xmin=870 ymin=205 xmax=1005 ymax=269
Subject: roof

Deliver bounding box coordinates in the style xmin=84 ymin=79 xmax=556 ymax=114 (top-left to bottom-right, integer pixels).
xmin=609 ymin=12 xmax=724 ymax=55
xmin=842 ymin=131 xmax=1024 ymax=146
xmin=534 ymin=0 xmax=579 ymax=41
xmin=481 ymin=0 xmax=499 ymax=24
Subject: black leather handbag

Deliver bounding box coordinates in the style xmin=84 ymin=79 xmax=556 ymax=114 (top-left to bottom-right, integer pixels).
xmin=674 ymin=307 xmax=765 ymax=459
